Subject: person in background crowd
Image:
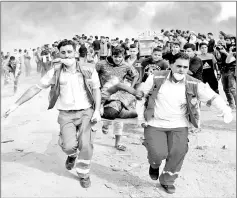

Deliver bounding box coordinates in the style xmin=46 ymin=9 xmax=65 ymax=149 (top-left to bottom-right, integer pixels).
xmin=141 ymin=47 xmax=169 ymax=83
xmin=41 ymin=45 xmax=52 ymax=77
xmin=225 ymin=35 xmax=233 ymax=52
xmin=99 ymin=36 xmax=110 ymax=60
xmin=184 ymin=43 xmax=203 ymax=81
xmin=93 ymin=35 xmax=101 ymax=61
xmin=121 ymin=38 xmax=130 ymax=56
xmin=207 ymin=32 xmax=215 ymax=53
xmin=87 ymin=45 xmax=94 ymax=63
xmin=217 ymin=31 xmax=227 ymax=48
xmin=177 ymin=34 xmax=187 ymax=52
xmin=125 ymin=44 xmax=143 ymax=86
xmin=151 ymin=37 xmax=159 ymax=50
xmin=24 ymin=49 xmax=32 ymax=77
xmin=79 ymin=37 xmax=88 ymax=64
xmin=163 ymin=41 xmax=181 ymax=65
xmin=198 ymin=42 xmax=220 ymax=94
xmin=215 ymin=43 xmax=236 ymax=110
xmin=35 ymin=47 xmax=42 ymax=73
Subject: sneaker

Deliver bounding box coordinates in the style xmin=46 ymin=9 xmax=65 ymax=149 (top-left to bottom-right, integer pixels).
xmin=160 ymin=184 xmax=176 ymax=194
xmin=65 ymin=156 xmax=77 ymax=170
xmin=149 ymin=165 xmax=159 ymax=180
xmin=79 ymin=177 xmax=91 ymax=188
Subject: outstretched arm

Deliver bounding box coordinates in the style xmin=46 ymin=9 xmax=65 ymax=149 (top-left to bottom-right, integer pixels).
xmin=3 ymin=85 xmax=42 ymax=118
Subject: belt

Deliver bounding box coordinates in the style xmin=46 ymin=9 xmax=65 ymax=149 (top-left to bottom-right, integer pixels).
xmin=59 ymin=109 xmax=84 ymax=113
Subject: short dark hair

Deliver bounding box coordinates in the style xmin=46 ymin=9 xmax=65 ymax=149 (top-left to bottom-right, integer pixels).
xmin=10 ymin=56 xmax=15 ymax=61
xmin=19 ymin=49 xmax=22 ymax=53
xmin=106 ymin=37 xmax=109 ymax=39
xmin=199 ymin=42 xmax=208 ymax=48
xmin=154 ymin=36 xmax=158 ymax=40
xmin=152 ymin=47 xmax=163 ymax=53
xmin=172 ymin=41 xmax=181 ymax=47
xmin=207 ymin=32 xmax=213 ymax=36
xmin=183 ymin=43 xmax=196 ymax=51
xmin=130 ymin=44 xmax=137 ymax=49
xmin=170 ymin=52 xmax=189 ymax=64
xmin=95 ymin=36 xmax=98 ymax=39
xmin=57 ymin=39 xmax=76 ymax=51
xmin=112 ymin=46 xmax=125 ymax=56
xmin=101 ymin=36 xmax=105 ymax=39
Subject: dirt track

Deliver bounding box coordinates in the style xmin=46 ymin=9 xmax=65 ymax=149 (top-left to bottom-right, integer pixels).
xmin=1 ymin=64 xmax=236 ymax=198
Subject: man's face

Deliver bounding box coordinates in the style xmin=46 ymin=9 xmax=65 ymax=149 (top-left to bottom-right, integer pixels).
xmin=126 ymin=39 xmax=129 ymax=44
xmin=200 ymin=45 xmax=208 ymax=54
xmin=208 ymin=34 xmax=212 ymax=39
xmin=129 ymin=48 xmax=138 ymax=57
xmin=101 ymin=38 xmax=105 ymax=43
xmin=59 ymin=45 xmax=75 ymax=59
xmin=172 ymin=45 xmax=180 ymax=54
xmin=112 ymin=54 xmax=124 ymax=65
xmin=185 ymin=48 xmax=195 ymax=58
xmin=152 ymin=51 xmax=163 ymax=61
xmin=171 ymin=58 xmax=189 ymax=75
xmin=154 ymin=38 xmax=158 ymax=43
xmin=9 ymin=59 xmax=16 ymax=66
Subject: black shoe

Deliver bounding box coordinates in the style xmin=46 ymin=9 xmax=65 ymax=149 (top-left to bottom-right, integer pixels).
xmin=80 ymin=177 xmax=91 ymax=188
xmin=149 ymin=166 xmax=159 ymax=180
xmin=161 ymin=184 xmax=176 ymax=194
xmin=65 ymin=156 xmax=77 ymax=170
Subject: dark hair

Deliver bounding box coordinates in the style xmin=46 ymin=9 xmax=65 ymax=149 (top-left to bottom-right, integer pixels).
xmin=154 ymin=36 xmax=158 ymax=40
xmin=131 ymin=38 xmax=134 ymax=41
xmin=24 ymin=49 xmax=27 ymax=53
xmin=207 ymin=32 xmax=213 ymax=36
xmin=152 ymin=47 xmax=163 ymax=53
xmin=101 ymin=36 xmax=105 ymax=39
xmin=170 ymin=52 xmax=189 ymax=64
xmin=106 ymin=37 xmax=109 ymax=39
xmin=116 ymin=37 xmax=119 ymax=40
xmin=112 ymin=46 xmax=125 ymax=56
xmin=95 ymin=36 xmax=98 ymax=39
xmin=172 ymin=41 xmax=181 ymax=47
xmin=130 ymin=44 xmax=137 ymax=49
xmin=19 ymin=49 xmax=22 ymax=53
xmin=57 ymin=39 xmax=76 ymax=51
xmin=183 ymin=43 xmax=196 ymax=51
xmin=10 ymin=56 xmax=15 ymax=61
xmin=134 ymin=40 xmax=138 ymax=43
xmin=120 ymin=40 xmax=123 ymax=44
xmin=199 ymin=42 xmax=208 ymax=48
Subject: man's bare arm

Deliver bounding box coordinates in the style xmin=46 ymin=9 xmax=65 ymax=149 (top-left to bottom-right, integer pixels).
xmin=92 ymin=88 xmax=101 ymax=112
xmin=3 ymin=85 xmax=42 ymax=118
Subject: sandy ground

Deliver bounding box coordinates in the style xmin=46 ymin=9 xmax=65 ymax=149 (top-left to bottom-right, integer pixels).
xmin=1 ymin=63 xmax=236 ymax=198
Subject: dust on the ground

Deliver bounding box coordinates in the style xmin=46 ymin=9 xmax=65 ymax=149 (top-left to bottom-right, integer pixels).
xmin=1 ymin=66 xmax=236 ymax=198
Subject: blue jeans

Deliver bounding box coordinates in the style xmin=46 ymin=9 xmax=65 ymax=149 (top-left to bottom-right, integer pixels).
xmin=221 ymin=71 xmax=236 ymax=107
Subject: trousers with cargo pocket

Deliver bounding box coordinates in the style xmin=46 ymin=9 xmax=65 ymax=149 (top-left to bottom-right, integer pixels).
xmin=57 ymin=108 xmax=97 ymax=179
xmin=143 ymin=126 xmax=189 ymax=185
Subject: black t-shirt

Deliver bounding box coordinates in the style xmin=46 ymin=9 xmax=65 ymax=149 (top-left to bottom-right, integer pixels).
xmin=208 ymin=39 xmax=215 ymax=53
xmin=141 ymin=57 xmax=169 ymax=82
xmin=121 ymin=42 xmax=129 ymax=56
xmin=92 ymin=40 xmax=100 ymax=51
xmin=79 ymin=44 xmax=87 ymax=57
xmin=189 ymin=55 xmax=203 ymax=81
xmin=162 ymin=51 xmax=176 ymax=64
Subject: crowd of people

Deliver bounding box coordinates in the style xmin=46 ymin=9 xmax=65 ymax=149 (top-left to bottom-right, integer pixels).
xmin=2 ymin=28 xmax=236 ymax=194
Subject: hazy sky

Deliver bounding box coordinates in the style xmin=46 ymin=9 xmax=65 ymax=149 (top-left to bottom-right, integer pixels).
xmin=1 ymin=2 xmax=236 ymax=52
